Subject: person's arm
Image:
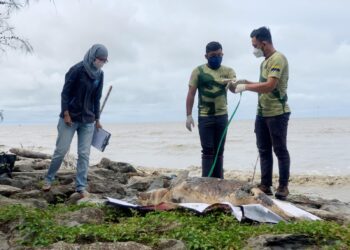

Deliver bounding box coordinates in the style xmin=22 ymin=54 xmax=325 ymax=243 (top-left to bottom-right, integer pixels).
xmin=61 ymin=65 xmax=79 ymax=126
xmin=94 ymin=73 xmax=104 ymax=129
xmin=244 ymin=77 xmax=278 ymax=93
xmin=186 ymin=85 xmax=197 ymax=116
xmin=227 ymin=68 xmax=237 ymax=93
xmin=185 ymin=85 xmax=197 ymax=131
xmin=235 ymin=56 xmax=284 ymax=94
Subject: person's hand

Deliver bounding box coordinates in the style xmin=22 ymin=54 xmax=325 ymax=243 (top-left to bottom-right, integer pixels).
xmin=222 ymin=79 xmax=237 ymax=91
xmin=232 ymin=79 xmax=247 ymax=93
xmin=63 ymin=112 xmax=73 ymax=126
xmin=186 ymin=115 xmax=195 ymax=131
xmin=234 ymin=84 xmax=247 ymax=93
xmin=225 ymin=80 xmax=238 ymax=91
xmin=234 ymin=79 xmax=247 ymax=86
xmin=95 ymin=120 xmax=102 ymax=129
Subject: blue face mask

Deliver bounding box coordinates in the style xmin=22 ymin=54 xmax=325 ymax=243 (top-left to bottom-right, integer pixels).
xmin=207 ymin=56 xmax=222 ymax=69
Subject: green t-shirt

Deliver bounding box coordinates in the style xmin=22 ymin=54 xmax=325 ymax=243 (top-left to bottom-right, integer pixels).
xmin=257 ymin=51 xmax=291 ymax=117
xmin=189 ymin=64 xmax=236 ymax=116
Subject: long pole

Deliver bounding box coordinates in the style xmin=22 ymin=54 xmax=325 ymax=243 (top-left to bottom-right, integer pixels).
xmin=251 ymin=154 xmax=259 ymax=183
xmin=100 ymin=85 xmax=113 ymax=115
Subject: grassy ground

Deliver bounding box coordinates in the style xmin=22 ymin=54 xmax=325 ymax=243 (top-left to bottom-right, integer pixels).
xmin=0 ymin=203 xmax=349 ymax=249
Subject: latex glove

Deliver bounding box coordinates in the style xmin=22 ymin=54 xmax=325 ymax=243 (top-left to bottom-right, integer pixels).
xmin=233 ymin=79 xmax=247 ymax=93
xmin=186 ymin=115 xmax=195 ymax=131
xmin=225 ymin=80 xmax=239 ymax=91
xmin=222 ymin=79 xmax=237 ymax=91
xmin=234 ymin=79 xmax=247 ymax=85
xmin=234 ymin=84 xmax=247 ymax=93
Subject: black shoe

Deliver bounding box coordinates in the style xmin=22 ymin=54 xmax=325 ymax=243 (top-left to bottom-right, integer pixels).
xmin=257 ymin=184 xmax=273 ymax=195
xmin=275 ymin=186 xmax=289 ymax=200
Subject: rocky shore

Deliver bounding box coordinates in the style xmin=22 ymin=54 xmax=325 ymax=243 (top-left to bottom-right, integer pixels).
xmin=0 ymin=148 xmax=349 ymax=249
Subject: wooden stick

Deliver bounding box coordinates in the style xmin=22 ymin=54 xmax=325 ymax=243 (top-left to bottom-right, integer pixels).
xmin=100 ymin=85 xmax=113 ymax=116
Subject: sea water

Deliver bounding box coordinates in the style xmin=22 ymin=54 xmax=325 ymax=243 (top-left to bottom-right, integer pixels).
xmin=1 ymin=117 xmax=349 ymax=176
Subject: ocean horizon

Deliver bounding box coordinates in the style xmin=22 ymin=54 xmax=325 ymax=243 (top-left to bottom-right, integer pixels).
xmin=1 ymin=117 xmax=350 ymax=176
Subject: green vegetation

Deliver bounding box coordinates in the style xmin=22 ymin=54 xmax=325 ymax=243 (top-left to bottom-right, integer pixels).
xmin=0 ymin=203 xmax=349 ymax=249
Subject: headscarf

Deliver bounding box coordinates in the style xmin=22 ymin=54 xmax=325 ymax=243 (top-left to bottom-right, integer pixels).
xmin=83 ymin=44 xmax=108 ymax=79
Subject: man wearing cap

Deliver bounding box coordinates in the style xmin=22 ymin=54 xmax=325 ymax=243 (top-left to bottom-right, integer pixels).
xmin=43 ymin=44 xmax=108 ymax=198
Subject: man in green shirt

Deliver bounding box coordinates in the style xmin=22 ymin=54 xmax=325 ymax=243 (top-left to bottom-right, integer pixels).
xmin=186 ymin=41 xmax=236 ymax=178
xmin=232 ymin=27 xmax=291 ymax=200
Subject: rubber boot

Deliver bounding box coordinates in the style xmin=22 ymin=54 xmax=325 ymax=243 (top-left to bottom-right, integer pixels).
xmin=201 ymin=154 xmax=214 ymax=177
xmin=212 ymin=155 xmax=223 ymax=179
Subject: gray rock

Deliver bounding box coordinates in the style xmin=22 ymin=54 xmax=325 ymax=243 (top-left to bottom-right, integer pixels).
xmin=0 ymin=195 xmax=48 ymax=208
xmin=288 ymin=194 xmax=350 ymax=224
xmin=157 ymin=239 xmax=186 ymax=250
xmin=89 ymin=181 xmax=126 ymax=196
xmin=0 ymin=184 xmax=22 ymax=196
xmin=244 ymin=234 xmax=323 ymax=249
xmin=10 ymin=189 xmax=42 ymax=199
xmin=99 ymin=158 xmax=137 ymax=173
xmin=40 ymin=241 xmax=152 ymax=250
xmin=0 ymin=232 xmax=10 ymax=250
xmin=56 ymin=207 xmax=105 ymax=227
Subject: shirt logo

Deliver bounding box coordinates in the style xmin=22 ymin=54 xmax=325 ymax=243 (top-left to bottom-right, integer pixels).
xmin=271 ymin=65 xmax=281 ymax=72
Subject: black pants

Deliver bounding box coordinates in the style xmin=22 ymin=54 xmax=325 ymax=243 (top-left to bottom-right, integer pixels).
xmin=198 ymin=114 xmax=228 ymax=178
xmin=255 ymin=113 xmax=290 ymax=187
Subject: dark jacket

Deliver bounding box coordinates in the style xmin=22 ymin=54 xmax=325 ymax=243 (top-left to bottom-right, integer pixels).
xmin=60 ymin=61 xmax=103 ymax=123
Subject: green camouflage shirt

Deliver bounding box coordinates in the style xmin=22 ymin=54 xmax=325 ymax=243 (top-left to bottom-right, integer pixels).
xmin=257 ymin=51 xmax=291 ymax=117
xmin=189 ymin=64 xmax=236 ymax=116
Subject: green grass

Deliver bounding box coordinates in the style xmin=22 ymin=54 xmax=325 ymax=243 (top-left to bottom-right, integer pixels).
xmin=0 ymin=203 xmax=349 ymax=249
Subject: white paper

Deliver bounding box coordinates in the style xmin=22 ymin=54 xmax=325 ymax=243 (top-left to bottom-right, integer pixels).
xmin=178 ymin=203 xmax=211 ymax=213
xmin=105 ymin=197 xmax=320 ymax=224
xmin=220 ymin=201 xmax=243 ymax=221
xmin=242 ymin=204 xmax=284 ymax=223
xmin=106 ymin=197 xmax=139 ymax=208
xmin=273 ymin=199 xmax=321 ymax=221
xmin=91 ymin=128 xmax=111 ymax=152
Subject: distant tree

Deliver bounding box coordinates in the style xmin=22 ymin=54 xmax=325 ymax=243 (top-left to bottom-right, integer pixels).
xmin=0 ymin=0 xmax=33 ymax=52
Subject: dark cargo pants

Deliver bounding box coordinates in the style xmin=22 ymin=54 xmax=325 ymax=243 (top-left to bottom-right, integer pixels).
xmin=255 ymin=113 xmax=290 ymax=187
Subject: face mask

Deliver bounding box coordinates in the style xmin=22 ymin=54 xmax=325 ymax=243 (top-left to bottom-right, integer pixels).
xmin=253 ymin=48 xmax=264 ymax=58
xmin=93 ymin=60 xmax=104 ymax=69
xmin=207 ymin=56 xmax=222 ymax=69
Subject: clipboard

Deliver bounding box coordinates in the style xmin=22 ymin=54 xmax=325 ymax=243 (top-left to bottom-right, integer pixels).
xmin=91 ymin=127 xmax=111 ymax=152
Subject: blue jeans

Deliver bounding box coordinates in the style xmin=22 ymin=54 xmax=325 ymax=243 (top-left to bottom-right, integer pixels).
xmin=45 ymin=118 xmax=94 ymax=192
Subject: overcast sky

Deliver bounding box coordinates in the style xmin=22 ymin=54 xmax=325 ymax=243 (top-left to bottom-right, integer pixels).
xmin=1 ymin=0 xmax=349 ymax=124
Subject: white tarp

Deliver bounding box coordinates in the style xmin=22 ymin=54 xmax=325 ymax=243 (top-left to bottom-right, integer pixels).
xmin=106 ymin=197 xmax=321 ymax=223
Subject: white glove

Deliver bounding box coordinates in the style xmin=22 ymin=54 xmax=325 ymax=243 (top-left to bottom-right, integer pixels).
xmin=186 ymin=115 xmax=195 ymax=131
xmin=225 ymin=80 xmax=238 ymax=91
xmin=233 ymin=79 xmax=247 ymax=93
xmin=235 ymin=79 xmax=247 ymax=85
xmin=222 ymin=78 xmax=237 ymax=91
xmin=234 ymin=84 xmax=247 ymax=93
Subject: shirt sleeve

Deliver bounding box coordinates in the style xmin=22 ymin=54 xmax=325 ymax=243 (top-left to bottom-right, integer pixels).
xmin=61 ymin=65 xmax=79 ymax=113
xmin=229 ymin=68 xmax=236 ymax=81
xmin=189 ymin=67 xmax=200 ymax=88
xmin=267 ymin=56 xmax=285 ymax=79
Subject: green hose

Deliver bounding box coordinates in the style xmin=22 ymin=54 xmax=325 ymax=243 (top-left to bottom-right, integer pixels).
xmin=208 ymin=92 xmax=242 ymax=177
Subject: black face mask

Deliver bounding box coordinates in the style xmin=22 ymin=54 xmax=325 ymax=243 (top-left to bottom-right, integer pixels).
xmin=207 ymin=56 xmax=222 ymax=69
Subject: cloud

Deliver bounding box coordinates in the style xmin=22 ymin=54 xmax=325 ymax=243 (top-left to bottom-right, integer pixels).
xmin=0 ymin=0 xmax=349 ymax=124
